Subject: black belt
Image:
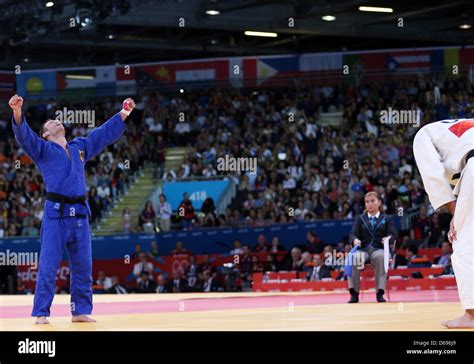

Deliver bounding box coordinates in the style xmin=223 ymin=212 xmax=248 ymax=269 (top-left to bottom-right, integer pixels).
xmin=452 ymin=149 xmax=474 ymax=180
xmin=46 ymin=192 xmax=87 ymax=218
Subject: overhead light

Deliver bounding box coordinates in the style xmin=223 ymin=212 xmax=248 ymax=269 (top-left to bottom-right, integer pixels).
xmin=244 ymin=30 xmax=278 ymax=38
xmin=108 ymin=34 xmax=115 ymax=39
xmin=322 ymin=15 xmax=336 ymax=21
xmin=24 ymin=57 xmax=29 ymax=62
xmin=179 ymin=89 xmax=184 ymax=94
xmin=65 ymin=74 xmax=94 ymax=80
xmin=76 ymin=8 xmax=93 ymax=27
xmin=460 ymin=24 xmax=472 ymax=29
xmin=45 ymin=1 xmax=54 ymax=7
xmin=206 ymin=9 xmax=220 ymax=15
xmin=359 ymin=6 xmax=393 ymax=13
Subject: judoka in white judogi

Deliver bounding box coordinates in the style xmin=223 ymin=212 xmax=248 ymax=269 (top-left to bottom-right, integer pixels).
xmin=414 ymin=118 xmax=474 ymax=328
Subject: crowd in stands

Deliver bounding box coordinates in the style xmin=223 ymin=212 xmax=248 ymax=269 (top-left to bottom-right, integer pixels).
xmin=1 ymin=70 xmax=471 ymax=294
xmin=80 ymin=224 xmax=454 ymax=294
xmin=1 ymin=73 xmax=472 ymax=236
xmin=134 ymin=73 xmax=472 ymax=232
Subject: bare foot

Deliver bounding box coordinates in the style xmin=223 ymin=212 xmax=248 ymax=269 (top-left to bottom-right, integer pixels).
xmin=71 ymin=315 xmax=96 ymax=323
xmin=35 ymin=316 xmax=50 ymax=325
xmin=441 ymin=312 xmax=474 ymax=329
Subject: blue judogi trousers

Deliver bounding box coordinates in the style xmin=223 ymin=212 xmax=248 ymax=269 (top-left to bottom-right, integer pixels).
xmin=32 ymin=215 xmax=92 ymax=317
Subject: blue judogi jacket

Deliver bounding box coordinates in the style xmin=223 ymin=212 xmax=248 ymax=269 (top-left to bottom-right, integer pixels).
xmin=12 ymin=113 xmax=126 ymax=218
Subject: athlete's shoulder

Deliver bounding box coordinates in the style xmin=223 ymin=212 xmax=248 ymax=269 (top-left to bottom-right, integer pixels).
xmin=69 ymin=137 xmax=87 ymax=146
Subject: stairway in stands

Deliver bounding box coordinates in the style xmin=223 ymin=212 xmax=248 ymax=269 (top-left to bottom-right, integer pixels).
xmin=93 ymin=147 xmax=187 ymax=236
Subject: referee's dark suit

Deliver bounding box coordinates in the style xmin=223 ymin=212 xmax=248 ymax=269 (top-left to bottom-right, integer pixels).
xmin=348 ymin=211 xmax=397 ymax=303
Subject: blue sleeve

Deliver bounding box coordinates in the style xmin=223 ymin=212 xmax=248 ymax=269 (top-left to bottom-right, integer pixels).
xmin=75 ymin=113 xmax=126 ymax=162
xmin=11 ymin=116 xmax=47 ymax=162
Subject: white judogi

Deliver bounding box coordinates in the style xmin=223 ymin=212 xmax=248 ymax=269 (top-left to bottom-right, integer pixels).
xmin=413 ymin=118 xmax=474 ymax=310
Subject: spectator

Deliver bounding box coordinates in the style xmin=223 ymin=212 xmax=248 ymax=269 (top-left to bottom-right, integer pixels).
xmin=133 ymin=252 xmax=154 ymax=283
xmin=426 ymin=213 xmax=444 ymax=247
xmin=282 ymin=173 xmax=296 ymax=190
xmin=148 ymin=241 xmax=159 ymax=258
xmin=202 ymin=269 xmax=220 ymax=292
xmin=155 ymin=274 xmax=170 ymax=293
xmin=163 ymin=169 xmax=177 ymax=182
xmin=305 ymin=231 xmax=324 ymax=254
xmin=178 ymin=192 xmax=196 ymax=230
xmin=282 ymin=247 xmax=304 ymax=271
xmin=239 ymin=245 xmax=252 ymax=277
xmin=201 ymin=197 xmax=216 ymax=216
xmin=107 ymin=276 xmax=128 ymax=294
xmin=263 ymin=254 xmax=278 ymax=272
xmin=137 ymin=271 xmax=156 ymax=293
xmin=87 ymin=186 xmax=102 ymax=223
xmin=96 ymin=270 xmax=113 ymax=290
xmin=123 ymin=207 xmax=132 ymax=233
xmin=22 ymin=219 xmax=39 ymax=237
xmin=251 ymin=255 xmax=262 ymax=273
xmin=158 ymin=194 xmax=172 ymax=232
xmin=230 ymin=239 xmax=243 ymax=255
xmin=131 ymin=244 xmax=142 ymax=259
xmin=139 ymin=201 xmax=156 ymax=233
xmin=434 ymin=241 xmax=452 ymax=268
xmin=301 ymin=252 xmax=313 ymax=275
xmin=410 ymin=206 xmax=431 ymax=244
xmin=199 ymin=253 xmax=212 ymax=273
xmin=307 ymin=255 xmax=332 ymax=281
xmin=270 ymin=237 xmax=286 ymax=252
xmin=171 ymin=241 xmax=190 ymax=256
xmin=253 ymin=234 xmax=270 ymax=252
xmin=185 ymin=255 xmax=199 ymax=289
xmin=170 ymin=271 xmax=187 ymax=293
xmin=406 ymin=244 xmax=419 ymax=268
xmin=97 ymin=181 xmax=112 ymax=211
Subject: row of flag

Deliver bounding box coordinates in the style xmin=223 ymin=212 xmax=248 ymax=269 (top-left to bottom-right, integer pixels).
xmin=3 ymin=46 xmax=474 ymax=99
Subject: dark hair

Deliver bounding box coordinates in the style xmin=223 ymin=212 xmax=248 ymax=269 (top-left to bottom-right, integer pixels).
xmin=39 ymin=121 xmax=49 ymax=140
xmin=39 ymin=119 xmax=57 ymax=140
xmin=407 ymin=244 xmax=418 ymax=255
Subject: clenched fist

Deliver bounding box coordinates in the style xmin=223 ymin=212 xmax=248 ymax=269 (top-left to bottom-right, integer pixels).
xmin=122 ymin=98 xmax=136 ymax=112
xmin=9 ymin=95 xmax=23 ymax=112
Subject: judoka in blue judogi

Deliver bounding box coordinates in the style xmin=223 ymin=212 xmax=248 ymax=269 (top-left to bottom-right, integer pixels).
xmin=9 ymin=94 xmax=135 ymax=323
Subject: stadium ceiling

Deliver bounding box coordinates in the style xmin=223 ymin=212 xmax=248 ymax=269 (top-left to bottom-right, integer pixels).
xmin=0 ymin=0 xmax=473 ymax=69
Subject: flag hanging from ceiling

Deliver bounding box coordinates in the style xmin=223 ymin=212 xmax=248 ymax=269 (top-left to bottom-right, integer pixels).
xmin=0 ymin=71 xmax=14 ymax=100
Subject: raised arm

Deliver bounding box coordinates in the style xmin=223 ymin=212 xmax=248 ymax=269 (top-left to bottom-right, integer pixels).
xmin=9 ymin=94 xmax=47 ymax=161
xmin=78 ymin=98 xmax=136 ymax=162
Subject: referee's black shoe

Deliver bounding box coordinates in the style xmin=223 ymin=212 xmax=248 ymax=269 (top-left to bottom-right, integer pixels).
xmin=376 ymin=289 xmax=386 ymax=302
xmin=348 ymin=288 xmax=359 ymax=303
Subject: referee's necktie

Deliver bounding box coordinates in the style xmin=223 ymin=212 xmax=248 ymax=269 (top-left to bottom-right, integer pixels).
xmin=369 ymin=216 xmax=377 ymax=230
